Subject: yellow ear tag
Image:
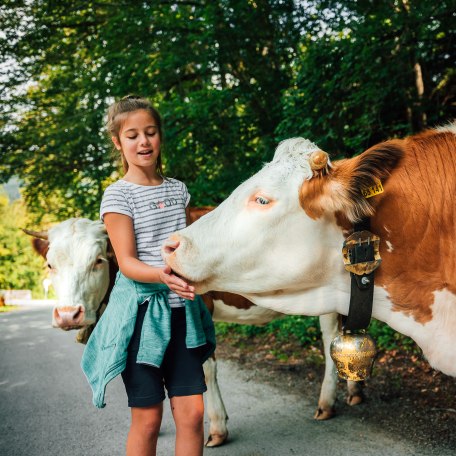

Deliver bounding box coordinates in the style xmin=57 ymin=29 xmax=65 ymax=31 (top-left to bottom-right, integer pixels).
xmin=361 ymin=178 xmax=384 ymax=199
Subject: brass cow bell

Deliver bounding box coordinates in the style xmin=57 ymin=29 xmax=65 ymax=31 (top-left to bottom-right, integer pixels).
xmin=330 ymin=331 xmax=377 ymax=381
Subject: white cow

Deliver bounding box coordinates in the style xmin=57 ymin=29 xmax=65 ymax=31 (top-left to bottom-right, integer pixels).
xmin=27 ymin=217 xmax=363 ymax=446
xmin=163 ymin=125 xmax=456 ymax=378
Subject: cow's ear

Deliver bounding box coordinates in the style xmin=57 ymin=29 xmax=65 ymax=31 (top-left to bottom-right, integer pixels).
xmin=300 ymin=140 xmax=404 ymax=222
xmin=106 ymin=239 xmax=118 ymax=265
xmin=32 ymin=238 xmax=50 ymax=258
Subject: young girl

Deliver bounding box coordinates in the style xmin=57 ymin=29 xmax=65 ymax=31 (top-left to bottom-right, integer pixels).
xmin=81 ymin=96 xmax=215 ymax=456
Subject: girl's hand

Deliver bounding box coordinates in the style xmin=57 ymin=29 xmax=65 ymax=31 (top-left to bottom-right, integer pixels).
xmin=159 ymin=266 xmax=195 ymax=301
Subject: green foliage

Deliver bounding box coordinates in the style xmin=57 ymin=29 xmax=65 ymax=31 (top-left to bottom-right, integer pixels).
xmin=0 ymin=305 xmax=19 ymax=313
xmin=0 ymin=189 xmax=46 ymax=295
xmin=1 ymin=1 xmax=454 ymax=220
xmin=0 ymin=0 xmax=302 ymax=220
xmin=368 ymin=319 xmax=418 ymax=352
xmin=216 ymin=315 xmax=321 ymax=348
xmin=216 ymin=316 xmax=418 ymax=355
xmin=277 ymin=1 xmax=455 ymax=156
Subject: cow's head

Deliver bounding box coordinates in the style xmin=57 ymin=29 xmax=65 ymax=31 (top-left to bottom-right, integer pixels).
xmin=25 ymin=218 xmax=113 ymax=331
xmin=163 ymin=137 xmax=403 ymax=301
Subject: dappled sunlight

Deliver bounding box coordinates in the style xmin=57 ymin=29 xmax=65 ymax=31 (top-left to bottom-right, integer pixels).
xmin=17 ymin=338 xmax=48 ymax=348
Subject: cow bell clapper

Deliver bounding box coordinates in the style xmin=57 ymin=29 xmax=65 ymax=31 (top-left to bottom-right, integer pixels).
xmin=330 ymin=219 xmax=380 ymax=381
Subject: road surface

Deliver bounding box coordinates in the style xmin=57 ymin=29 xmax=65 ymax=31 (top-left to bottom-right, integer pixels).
xmin=0 ymin=305 xmax=451 ymax=456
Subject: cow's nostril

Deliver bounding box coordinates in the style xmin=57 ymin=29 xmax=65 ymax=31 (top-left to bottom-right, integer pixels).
xmin=54 ymin=305 xmax=85 ymax=328
xmin=163 ymin=240 xmax=180 ymax=255
xmin=73 ymin=306 xmax=83 ymax=320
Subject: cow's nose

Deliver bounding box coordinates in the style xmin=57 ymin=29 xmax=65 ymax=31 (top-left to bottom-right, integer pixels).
xmin=163 ymin=239 xmax=180 ymax=256
xmin=163 ymin=233 xmax=185 ymax=259
xmin=53 ymin=305 xmax=85 ymax=329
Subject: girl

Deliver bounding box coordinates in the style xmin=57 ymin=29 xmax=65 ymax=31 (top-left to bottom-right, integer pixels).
xmin=81 ymin=96 xmax=215 ymax=456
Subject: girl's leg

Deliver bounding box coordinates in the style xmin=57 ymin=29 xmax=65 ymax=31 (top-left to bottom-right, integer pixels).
xmin=126 ymin=403 xmax=163 ymax=456
xmin=170 ymin=394 xmax=205 ymax=456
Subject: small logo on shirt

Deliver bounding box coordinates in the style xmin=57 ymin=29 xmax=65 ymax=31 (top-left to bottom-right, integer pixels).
xmin=151 ymin=198 xmax=179 ymax=210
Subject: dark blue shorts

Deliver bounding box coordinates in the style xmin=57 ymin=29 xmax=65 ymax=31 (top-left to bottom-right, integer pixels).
xmin=121 ymin=303 xmax=207 ymax=408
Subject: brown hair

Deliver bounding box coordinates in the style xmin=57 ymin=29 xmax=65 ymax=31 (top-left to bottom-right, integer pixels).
xmin=106 ymin=95 xmax=164 ymax=174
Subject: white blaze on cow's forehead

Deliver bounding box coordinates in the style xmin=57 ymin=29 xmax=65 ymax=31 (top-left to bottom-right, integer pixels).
xmin=47 ymin=218 xmax=108 ymax=268
xmin=262 ymin=137 xmax=326 ymax=181
xmin=216 ymin=137 xmax=326 ymax=204
xmin=48 ymin=218 xmax=106 ymax=243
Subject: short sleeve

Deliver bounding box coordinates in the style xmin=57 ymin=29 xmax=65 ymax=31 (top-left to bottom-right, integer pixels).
xmin=100 ymin=183 xmax=133 ymax=221
xmin=182 ymin=182 xmax=191 ymax=207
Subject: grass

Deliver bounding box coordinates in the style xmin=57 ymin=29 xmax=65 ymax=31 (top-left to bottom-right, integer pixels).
xmin=0 ymin=305 xmax=19 ymax=313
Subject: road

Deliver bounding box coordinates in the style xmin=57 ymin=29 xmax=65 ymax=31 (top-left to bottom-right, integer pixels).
xmin=0 ymin=305 xmax=451 ymax=456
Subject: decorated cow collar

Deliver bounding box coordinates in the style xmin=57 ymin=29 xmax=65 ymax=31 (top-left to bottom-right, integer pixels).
xmin=341 ymin=217 xmax=381 ymax=331
xmin=328 ymin=217 xmax=381 ymax=382
xmin=306 ymin=151 xmax=382 ymax=381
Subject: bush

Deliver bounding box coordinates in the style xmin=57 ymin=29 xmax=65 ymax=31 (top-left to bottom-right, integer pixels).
xmin=216 ymin=315 xmax=418 ymax=354
xmin=215 ymin=315 xmax=321 ymax=347
xmin=0 ymin=190 xmax=45 ymax=296
xmin=368 ymin=319 xmax=418 ymax=353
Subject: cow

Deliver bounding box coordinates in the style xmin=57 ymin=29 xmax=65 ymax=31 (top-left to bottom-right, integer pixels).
xmin=162 ymin=124 xmax=456 ymax=379
xmin=26 ymin=216 xmax=364 ymax=446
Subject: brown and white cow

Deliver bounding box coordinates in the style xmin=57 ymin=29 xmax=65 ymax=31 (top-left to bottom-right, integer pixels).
xmin=163 ymin=124 xmax=456 ymax=379
xmin=26 ymin=217 xmax=363 ymax=446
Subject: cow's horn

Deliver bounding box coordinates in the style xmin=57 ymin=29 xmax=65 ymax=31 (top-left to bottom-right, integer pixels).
xmin=22 ymin=228 xmax=49 ymax=240
xmin=309 ymin=150 xmax=329 ymax=171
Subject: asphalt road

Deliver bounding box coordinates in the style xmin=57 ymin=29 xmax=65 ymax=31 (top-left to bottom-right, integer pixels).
xmin=1 ymin=305 xmax=452 ymax=456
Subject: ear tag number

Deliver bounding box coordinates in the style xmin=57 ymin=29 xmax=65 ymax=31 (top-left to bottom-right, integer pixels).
xmin=361 ymin=179 xmax=384 ymax=199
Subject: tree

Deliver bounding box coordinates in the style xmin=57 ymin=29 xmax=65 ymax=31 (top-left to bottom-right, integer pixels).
xmin=0 ymin=0 xmax=303 ymax=221
xmin=1 ymin=1 xmax=453 ymax=221
xmin=277 ymin=0 xmax=455 ymax=156
xmin=0 ymin=189 xmax=45 ymax=295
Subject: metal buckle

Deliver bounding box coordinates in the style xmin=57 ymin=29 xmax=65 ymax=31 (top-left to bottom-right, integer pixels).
xmin=342 ymin=230 xmax=381 ymax=275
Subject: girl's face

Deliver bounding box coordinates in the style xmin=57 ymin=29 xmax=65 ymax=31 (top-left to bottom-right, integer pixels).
xmin=112 ymin=109 xmax=161 ymax=172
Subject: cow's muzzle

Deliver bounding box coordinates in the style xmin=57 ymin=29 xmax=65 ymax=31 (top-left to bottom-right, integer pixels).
xmin=162 ymin=236 xmax=183 ymax=272
xmin=162 ymin=237 xmax=180 ymax=257
xmin=53 ymin=305 xmax=86 ymax=330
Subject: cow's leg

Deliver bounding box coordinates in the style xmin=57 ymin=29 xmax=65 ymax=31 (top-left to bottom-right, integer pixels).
xmin=314 ymin=313 xmax=339 ymax=420
xmin=203 ymin=355 xmax=229 ymax=447
xmin=346 ymin=379 xmax=364 ymax=406
xmin=315 ymin=313 xmax=364 ymax=420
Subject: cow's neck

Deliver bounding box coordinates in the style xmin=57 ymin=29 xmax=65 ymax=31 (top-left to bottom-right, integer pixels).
xmin=243 ymin=275 xmax=351 ymax=317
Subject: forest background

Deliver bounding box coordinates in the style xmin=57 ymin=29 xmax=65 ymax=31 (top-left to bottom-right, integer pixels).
xmin=0 ymin=0 xmax=454 ymax=348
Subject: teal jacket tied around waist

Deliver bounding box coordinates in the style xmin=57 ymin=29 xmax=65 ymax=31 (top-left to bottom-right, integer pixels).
xmin=81 ymin=272 xmax=216 ymax=408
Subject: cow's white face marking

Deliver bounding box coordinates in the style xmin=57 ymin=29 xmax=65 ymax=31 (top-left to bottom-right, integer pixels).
xmin=47 ymin=219 xmax=110 ymax=326
xmin=164 ymin=138 xmax=342 ymax=298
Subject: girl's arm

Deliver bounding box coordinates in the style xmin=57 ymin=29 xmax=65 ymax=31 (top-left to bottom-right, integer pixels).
xmin=104 ymin=212 xmax=194 ymax=300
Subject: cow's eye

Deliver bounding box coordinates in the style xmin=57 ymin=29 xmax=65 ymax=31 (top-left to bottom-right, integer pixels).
xmin=255 ymin=196 xmax=270 ymax=205
xmin=94 ymin=257 xmax=106 ymax=269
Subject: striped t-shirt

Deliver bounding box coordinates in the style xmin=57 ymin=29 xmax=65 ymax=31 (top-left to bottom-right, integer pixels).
xmin=100 ymin=178 xmax=190 ymax=308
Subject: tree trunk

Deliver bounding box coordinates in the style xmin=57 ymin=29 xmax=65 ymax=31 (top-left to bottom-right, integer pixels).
xmin=413 ymin=61 xmax=427 ymax=130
